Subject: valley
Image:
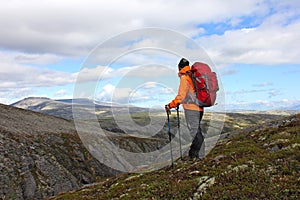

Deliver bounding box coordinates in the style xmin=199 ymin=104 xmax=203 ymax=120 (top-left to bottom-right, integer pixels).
xmin=0 ymin=97 xmax=299 ymax=199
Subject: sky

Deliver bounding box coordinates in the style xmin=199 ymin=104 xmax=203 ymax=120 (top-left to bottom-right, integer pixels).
xmin=0 ymin=0 xmax=300 ymax=111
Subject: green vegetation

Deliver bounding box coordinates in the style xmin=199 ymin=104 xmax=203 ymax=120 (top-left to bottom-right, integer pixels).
xmin=52 ymin=114 xmax=300 ymax=199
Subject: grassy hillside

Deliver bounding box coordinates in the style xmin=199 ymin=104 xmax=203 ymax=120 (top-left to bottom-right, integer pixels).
xmin=51 ymin=114 xmax=300 ymax=199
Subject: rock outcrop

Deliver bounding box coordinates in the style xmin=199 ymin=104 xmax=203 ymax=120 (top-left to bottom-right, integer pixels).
xmin=0 ymin=104 xmax=116 ymax=199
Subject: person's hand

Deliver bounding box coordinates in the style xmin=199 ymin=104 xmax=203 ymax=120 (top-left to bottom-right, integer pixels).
xmin=165 ymin=104 xmax=171 ymax=114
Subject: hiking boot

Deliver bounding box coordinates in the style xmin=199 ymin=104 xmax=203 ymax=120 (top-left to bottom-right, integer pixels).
xmin=189 ymin=156 xmax=203 ymax=162
xmin=180 ymin=156 xmax=191 ymax=162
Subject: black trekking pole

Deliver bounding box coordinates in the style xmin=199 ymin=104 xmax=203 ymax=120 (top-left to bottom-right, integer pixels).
xmin=167 ymin=109 xmax=174 ymax=168
xmin=176 ymin=106 xmax=183 ymax=160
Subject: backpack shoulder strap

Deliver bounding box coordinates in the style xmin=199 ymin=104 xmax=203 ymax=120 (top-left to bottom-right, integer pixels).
xmin=189 ymin=71 xmax=198 ymax=96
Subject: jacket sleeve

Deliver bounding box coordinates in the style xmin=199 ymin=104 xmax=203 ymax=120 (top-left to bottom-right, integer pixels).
xmin=169 ymin=75 xmax=189 ymax=108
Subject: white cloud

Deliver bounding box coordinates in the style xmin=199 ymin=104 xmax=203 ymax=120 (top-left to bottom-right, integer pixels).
xmin=253 ymin=82 xmax=274 ymax=87
xmin=219 ymin=69 xmax=239 ymax=76
xmin=143 ymin=82 xmax=158 ymax=89
xmin=0 ymin=61 xmax=76 ymax=103
xmin=0 ymin=98 xmax=11 ymax=105
xmin=8 ymin=52 xmax=62 ymax=65
xmin=52 ymin=90 xmax=73 ymax=100
xmin=97 ymin=84 xmax=153 ymax=104
xmin=0 ymin=61 xmax=75 ymax=89
xmin=0 ymin=0 xmax=269 ymax=56
xmin=0 ymin=88 xmax=35 ymax=105
xmin=0 ymin=51 xmax=75 ymax=89
xmin=226 ymin=98 xmax=300 ymax=111
xmin=0 ymin=0 xmax=299 ymax=65
xmin=96 ymin=84 xmax=135 ymax=103
xmin=226 ymin=89 xmax=275 ymax=95
xmin=198 ymin=1 xmax=300 ymax=65
xmin=0 ymin=51 xmax=61 ymax=65
xmin=1 ymin=0 xmax=300 ymax=107
xmin=75 ymin=66 xmax=112 ymax=82
xmin=76 ymin=64 xmax=176 ymax=83
xmin=53 ymin=89 xmax=67 ymax=97
xmin=95 ymin=80 xmax=176 ymax=105
xmin=0 ymin=52 xmax=75 ymax=104
xmin=1 ymin=0 xmax=298 ymax=65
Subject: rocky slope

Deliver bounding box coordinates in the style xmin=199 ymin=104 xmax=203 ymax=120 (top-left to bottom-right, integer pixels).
xmin=51 ymin=114 xmax=300 ymax=199
xmin=0 ymin=103 xmax=118 ymax=199
xmin=0 ymin=103 xmax=172 ymax=199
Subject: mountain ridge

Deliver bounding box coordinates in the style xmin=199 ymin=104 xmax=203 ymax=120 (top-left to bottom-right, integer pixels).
xmin=11 ymin=97 xmax=300 ymax=119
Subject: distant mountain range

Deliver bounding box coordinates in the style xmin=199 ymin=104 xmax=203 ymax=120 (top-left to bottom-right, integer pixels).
xmin=11 ymin=97 xmax=300 ymax=121
xmin=284 ymin=104 xmax=300 ymax=111
xmin=225 ymin=102 xmax=300 ymax=112
xmin=11 ymin=97 xmax=151 ymax=119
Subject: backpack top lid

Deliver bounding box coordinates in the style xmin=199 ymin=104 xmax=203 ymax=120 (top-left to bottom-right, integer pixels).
xmin=191 ymin=62 xmax=212 ymax=74
xmin=178 ymin=58 xmax=189 ymax=70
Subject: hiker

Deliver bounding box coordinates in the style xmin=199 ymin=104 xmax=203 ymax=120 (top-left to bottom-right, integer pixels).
xmin=165 ymin=58 xmax=205 ymax=160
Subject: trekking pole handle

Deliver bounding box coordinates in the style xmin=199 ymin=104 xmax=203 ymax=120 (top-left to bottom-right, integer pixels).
xmin=165 ymin=104 xmax=171 ymax=115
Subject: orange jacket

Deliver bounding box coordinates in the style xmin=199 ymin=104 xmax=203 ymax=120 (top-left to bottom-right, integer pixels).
xmin=168 ymin=65 xmax=203 ymax=111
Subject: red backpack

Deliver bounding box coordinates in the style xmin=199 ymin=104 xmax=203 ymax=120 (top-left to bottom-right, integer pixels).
xmin=190 ymin=62 xmax=219 ymax=107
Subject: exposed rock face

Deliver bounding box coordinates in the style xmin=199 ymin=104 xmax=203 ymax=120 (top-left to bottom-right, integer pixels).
xmin=0 ymin=104 xmax=117 ymax=199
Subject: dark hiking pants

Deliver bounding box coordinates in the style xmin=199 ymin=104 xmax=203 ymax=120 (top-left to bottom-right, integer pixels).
xmin=184 ymin=109 xmax=205 ymax=158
